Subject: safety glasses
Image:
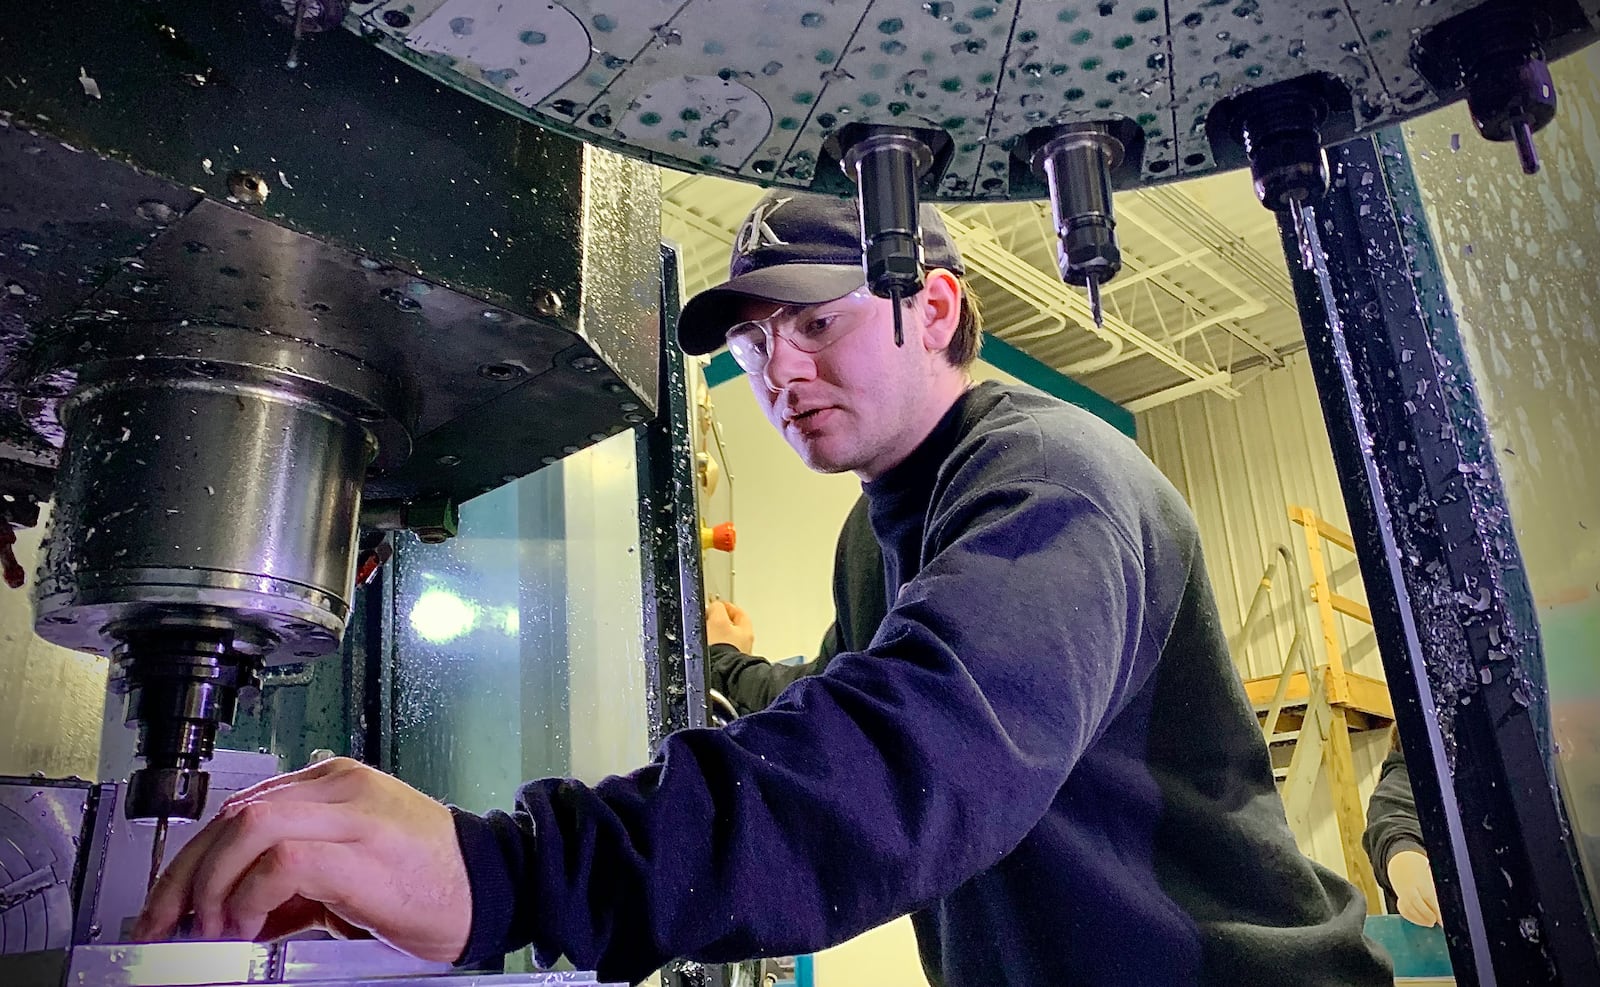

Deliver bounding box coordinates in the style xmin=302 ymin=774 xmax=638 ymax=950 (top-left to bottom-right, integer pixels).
xmin=723 ymin=288 xmax=877 ymax=376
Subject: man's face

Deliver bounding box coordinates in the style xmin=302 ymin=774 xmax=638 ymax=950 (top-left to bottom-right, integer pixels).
xmin=732 ymin=278 xmax=958 ymax=480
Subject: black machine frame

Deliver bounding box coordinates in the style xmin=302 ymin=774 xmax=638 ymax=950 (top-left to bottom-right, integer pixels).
xmin=1281 ymin=130 xmax=1600 ymax=984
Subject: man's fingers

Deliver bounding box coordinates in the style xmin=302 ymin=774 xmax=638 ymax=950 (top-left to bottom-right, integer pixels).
xmin=1398 ymin=891 xmax=1440 ymax=927
xmin=136 ymin=812 xmax=238 ymax=940
xmin=1418 ymin=889 xmax=1442 ymax=927
xmin=189 ymin=800 xmax=367 ymax=938
xmin=247 ymin=893 xmax=331 ymax=943
xmin=140 ymin=761 xmax=465 ymax=963
xmin=1398 ymin=896 xmax=1422 ymax=925
xmin=222 ymin=841 xmax=355 ymax=941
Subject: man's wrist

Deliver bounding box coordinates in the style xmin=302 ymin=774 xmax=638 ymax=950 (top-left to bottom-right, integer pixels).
xmin=1385 ymin=838 xmax=1427 ymax=869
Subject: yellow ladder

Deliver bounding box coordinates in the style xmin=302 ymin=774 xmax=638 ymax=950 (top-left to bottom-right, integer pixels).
xmin=1240 ymin=508 xmax=1393 ymax=913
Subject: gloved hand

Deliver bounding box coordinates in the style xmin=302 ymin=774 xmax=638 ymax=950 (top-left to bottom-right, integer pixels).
xmin=706 ymin=598 xmax=755 ymax=653
xmin=1387 ymin=848 xmax=1441 ymax=927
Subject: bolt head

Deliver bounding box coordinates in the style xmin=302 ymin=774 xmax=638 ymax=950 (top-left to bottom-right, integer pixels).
xmin=477 ymin=362 xmax=525 ymax=382
xmin=226 ymin=171 xmax=271 ymax=206
xmin=530 ymin=287 xmax=564 ymax=317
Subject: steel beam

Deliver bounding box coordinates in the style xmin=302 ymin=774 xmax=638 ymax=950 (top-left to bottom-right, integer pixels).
xmin=1281 ymin=130 xmax=1600 ymax=984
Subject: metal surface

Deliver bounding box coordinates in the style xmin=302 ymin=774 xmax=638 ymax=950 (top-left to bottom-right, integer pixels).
xmin=346 ymin=0 xmax=1600 ymax=197
xmin=1 ymin=0 xmax=663 ymax=831
xmin=1412 ymin=0 xmax=1566 ymax=174
xmin=278 ymin=939 xmax=453 ymax=980
xmin=147 ymin=818 xmax=168 ymax=896
xmin=18 ymin=938 xmax=626 ymax=985
xmin=27 ymin=319 xmax=384 ymax=823
xmin=6 ymin=918 xmax=627 ymax=984
xmin=1226 ymin=78 xmax=1338 ymax=214
xmin=0 ymin=0 xmax=661 ymax=511
xmin=32 ymin=340 xmax=381 ymax=661
xmin=0 ymin=778 xmax=96 ymax=957
xmin=6 ymin=938 xmax=622 ymax=985
xmin=636 ymin=246 xmax=709 ymax=751
xmin=65 ymin=941 xmax=270 ymax=986
xmin=1281 ymin=131 xmax=1599 ymax=984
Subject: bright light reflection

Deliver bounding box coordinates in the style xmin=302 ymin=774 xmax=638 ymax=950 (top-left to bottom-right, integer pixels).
xmin=501 ymin=607 xmax=520 ymax=637
xmin=409 ymin=588 xmax=478 ymax=643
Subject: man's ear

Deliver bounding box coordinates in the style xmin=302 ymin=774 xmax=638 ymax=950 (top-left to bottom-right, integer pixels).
xmin=918 ymin=268 xmax=962 ymax=352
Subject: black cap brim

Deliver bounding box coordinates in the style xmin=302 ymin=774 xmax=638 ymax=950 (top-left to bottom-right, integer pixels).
xmin=677 ymin=264 xmax=865 ymax=356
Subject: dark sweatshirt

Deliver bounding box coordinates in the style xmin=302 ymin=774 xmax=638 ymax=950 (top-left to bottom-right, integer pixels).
xmin=452 ymin=380 xmax=1392 ymax=986
xmin=707 ymin=495 xmax=884 ymax=715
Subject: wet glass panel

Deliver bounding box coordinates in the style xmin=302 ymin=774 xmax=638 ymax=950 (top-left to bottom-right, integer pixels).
xmin=220 ymin=650 xmax=356 ymax=772
xmin=389 ymin=432 xmax=650 ymax=814
xmin=1402 ymin=48 xmax=1600 ymax=905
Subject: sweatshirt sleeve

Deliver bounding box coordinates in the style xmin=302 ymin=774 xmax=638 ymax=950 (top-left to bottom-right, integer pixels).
xmin=1362 ymin=750 xmax=1426 ymax=893
xmin=453 ymin=475 xmax=1150 ymax=983
xmin=706 ymin=642 xmax=825 ymax=716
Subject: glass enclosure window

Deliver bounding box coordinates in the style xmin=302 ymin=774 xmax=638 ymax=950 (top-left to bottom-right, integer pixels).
xmin=1402 ymin=48 xmax=1600 ymax=905
xmin=220 ymin=649 xmax=355 ymax=774
xmin=389 ymin=432 xmax=651 ymax=813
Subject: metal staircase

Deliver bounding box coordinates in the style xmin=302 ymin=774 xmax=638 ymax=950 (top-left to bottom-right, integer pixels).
xmin=1236 ymin=508 xmax=1396 ymax=912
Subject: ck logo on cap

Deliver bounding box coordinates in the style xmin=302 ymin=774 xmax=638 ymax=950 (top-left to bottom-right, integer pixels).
xmin=733 ymin=196 xmax=792 ymax=256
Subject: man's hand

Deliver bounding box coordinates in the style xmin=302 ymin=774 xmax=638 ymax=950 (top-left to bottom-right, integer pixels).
xmin=133 ymin=757 xmax=471 ymax=962
xmin=706 ymin=598 xmax=755 ymax=653
xmin=1387 ymin=848 xmax=1441 ymax=927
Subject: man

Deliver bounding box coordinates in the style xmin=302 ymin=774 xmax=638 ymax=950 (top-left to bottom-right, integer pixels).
xmin=137 ymin=192 xmax=1391 ymax=985
xmin=706 ymin=495 xmax=883 ymax=716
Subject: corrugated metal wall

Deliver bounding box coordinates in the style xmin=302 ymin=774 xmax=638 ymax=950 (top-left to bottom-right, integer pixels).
xmin=0 ymin=505 xmax=108 ymax=780
xmin=1136 ymin=354 xmax=1391 ymax=877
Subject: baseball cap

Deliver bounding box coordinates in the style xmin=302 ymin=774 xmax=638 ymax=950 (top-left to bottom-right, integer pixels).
xmin=677 ymin=191 xmax=966 ymax=356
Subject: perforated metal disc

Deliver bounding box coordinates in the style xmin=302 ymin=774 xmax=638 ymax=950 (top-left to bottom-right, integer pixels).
xmin=343 ymin=0 xmax=1600 ymax=199
xmin=0 ymin=783 xmax=90 ymax=955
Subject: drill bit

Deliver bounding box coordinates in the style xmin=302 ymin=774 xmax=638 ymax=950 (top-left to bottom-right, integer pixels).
xmin=285 ymin=0 xmax=309 ymax=69
xmin=148 ymin=815 xmax=169 ymax=893
xmin=1511 ymin=118 xmax=1541 ymax=176
xmin=1288 ymin=197 xmax=1316 ymax=272
xmin=891 ymin=288 xmax=905 ymax=347
xmin=1085 ymin=272 xmax=1104 ymax=330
